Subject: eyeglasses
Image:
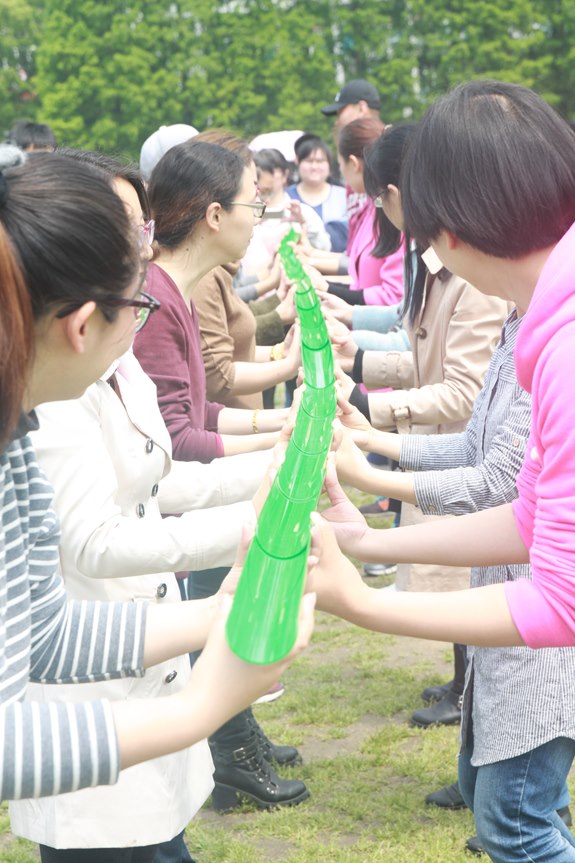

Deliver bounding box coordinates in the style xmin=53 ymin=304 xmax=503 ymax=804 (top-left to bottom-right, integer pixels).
xmin=231 ymin=201 xmax=267 ymax=218
xmin=56 ymin=291 xmax=160 ymax=333
xmin=138 ymin=219 xmax=155 ymax=248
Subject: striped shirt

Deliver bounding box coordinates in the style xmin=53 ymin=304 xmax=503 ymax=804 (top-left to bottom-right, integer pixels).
xmin=0 ymin=431 xmax=147 ymax=799
xmin=400 ymin=312 xmax=575 ymax=765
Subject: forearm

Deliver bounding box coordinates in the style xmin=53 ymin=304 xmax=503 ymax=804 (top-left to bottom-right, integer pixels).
xmin=345 ymin=462 xmax=417 ymax=504
xmin=218 ymin=406 xmax=289 ymax=434
xmin=231 ymin=359 xmax=295 ymax=395
xmin=361 ymin=427 xmax=402 ymax=461
xmin=333 ymin=576 xmax=523 ymax=647
xmin=346 ymin=503 xmax=529 ymax=566
xmin=143 ymin=596 xmax=217 ymax=667
xmin=220 ymin=431 xmax=279 ymax=455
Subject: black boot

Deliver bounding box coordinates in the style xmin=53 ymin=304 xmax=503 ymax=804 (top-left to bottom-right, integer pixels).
xmin=246 ymin=709 xmax=302 ymax=767
xmin=425 ymin=781 xmax=467 ymax=809
xmin=420 ymin=680 xmax=453 ymax=704
xmin=411 ymin=688 xmax=462 ymax=727
xmin=210 ymin=735 xmax=309 ymax=812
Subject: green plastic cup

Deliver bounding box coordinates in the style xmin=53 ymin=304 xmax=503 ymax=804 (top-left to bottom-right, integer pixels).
xmin=301 ymin=344 xmax=334 ymax=388
xmin=292 ymin=403 xmax=334 ymax=454
xmin=256 ymin=481 xmax=316 ymax=557
xmin=225 ymin=537 xmax=309 ymax=664
xmin=276 ymin=439 xmax=329 ymax=501
xmin=301 ymin=382 xmax=337 ymax=418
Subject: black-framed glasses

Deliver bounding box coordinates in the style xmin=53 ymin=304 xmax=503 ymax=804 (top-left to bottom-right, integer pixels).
xmin=56 ymin=291 xmax=160 ymax=333
xmin=138 ymin=219 xmax=155 ymax=248
xmin=231 ymin=201 xmax=267 ymax=218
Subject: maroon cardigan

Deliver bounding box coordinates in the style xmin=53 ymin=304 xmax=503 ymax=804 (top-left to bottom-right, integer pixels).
xmin=134 ymin=263 xmax=225 ymax=463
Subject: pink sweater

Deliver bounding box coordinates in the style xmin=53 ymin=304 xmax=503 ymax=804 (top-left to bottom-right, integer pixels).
xmin=505 ymin=220 xmax=575 ymax=647
xmin=347 ymin=198 xmax=404 ymax=305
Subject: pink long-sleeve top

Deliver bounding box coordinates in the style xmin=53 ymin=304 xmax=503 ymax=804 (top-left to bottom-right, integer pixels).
xmin=134 ymin=263 xmax=225 ymax=463
xmin=505 ymin=220 xmax=575 ymax=647
xmin=347 ymin=198 xmax=404 ymax=305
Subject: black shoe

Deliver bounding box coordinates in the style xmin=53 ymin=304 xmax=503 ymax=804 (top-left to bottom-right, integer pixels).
xmin=421 ymin=680 xmax=453 ymax=704
xmin=246 ymin=710 xmax=302 ymax=767
xmin=210 ymin=737 xmax=309 ymax=812
xmin=425 ymin=781 xmax=467 ymax=810
xmin=465 ymin=835 xmax=483 ymax=855
xmin=411 ymin=689 xmax=462 ymax=727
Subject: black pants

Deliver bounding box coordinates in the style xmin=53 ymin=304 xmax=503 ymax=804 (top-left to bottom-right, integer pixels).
xmin=187 ymin=566 xmax=250 ymax=743
xmin=39 ymin=845 xmax=158 ymax=863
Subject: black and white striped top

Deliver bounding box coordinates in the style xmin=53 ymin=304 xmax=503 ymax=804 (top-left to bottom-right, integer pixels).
xmin=401 ymin=312 xmax=575 ymax=765
xmin=0 ymin=432 xmax=147 ymax=799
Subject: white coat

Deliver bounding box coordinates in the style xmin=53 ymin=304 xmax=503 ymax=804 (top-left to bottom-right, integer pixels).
xmin=9 ymin=351 xmax=269 ymax=848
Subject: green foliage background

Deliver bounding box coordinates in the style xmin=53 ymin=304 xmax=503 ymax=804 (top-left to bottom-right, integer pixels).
xmin=2 ymin=0 xmax=575 ymax=159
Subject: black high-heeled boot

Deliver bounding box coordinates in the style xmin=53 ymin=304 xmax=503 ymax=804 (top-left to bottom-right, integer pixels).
xmin=246 ymin=708 xmax=302 ymax=767
xmin=210 ymin=735 xmax=309 ymax=812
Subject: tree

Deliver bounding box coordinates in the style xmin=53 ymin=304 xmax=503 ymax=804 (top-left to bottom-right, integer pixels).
xmin=0 ymin=0 xmax=45 ymax=136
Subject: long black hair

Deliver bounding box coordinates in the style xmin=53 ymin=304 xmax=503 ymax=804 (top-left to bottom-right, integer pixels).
xmin=363 ymin=123 xmax=433 ymax=326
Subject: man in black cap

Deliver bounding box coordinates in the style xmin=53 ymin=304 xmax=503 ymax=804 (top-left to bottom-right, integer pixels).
xmin=321 ymin=79 xmax=382 ymax=133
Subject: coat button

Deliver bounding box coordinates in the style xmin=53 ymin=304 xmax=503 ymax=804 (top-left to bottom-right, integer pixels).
xmin=136 ymin=503 xmax=145 ymax=518
xmin=164 ymin=670 xmax=178 ymax=684
xmin=145 ymin=438 xmax=154 ymax=453
xmin=151 ymin=483 xmax=159 ymax=497
xmin=156 ymin=582 xmax=168 ymax=599
xmin=416 ymin=326 xmax=427 ymax=339
xmin=512 ymin=438 xmax=520 ymax=447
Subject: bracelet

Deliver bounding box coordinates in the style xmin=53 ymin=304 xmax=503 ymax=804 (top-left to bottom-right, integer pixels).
xmin=251 ymin=409 xmax=260 ymax=434
xmin=270 ymin=343 xmax=284 ymax=361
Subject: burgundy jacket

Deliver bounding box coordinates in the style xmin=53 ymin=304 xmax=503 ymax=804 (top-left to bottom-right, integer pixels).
xmin=134 ymin=263 xmax=224 ymax=463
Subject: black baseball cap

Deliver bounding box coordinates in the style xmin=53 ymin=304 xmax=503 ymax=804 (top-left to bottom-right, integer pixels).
xmin=321 ymin=79 xmax=381 ymax=116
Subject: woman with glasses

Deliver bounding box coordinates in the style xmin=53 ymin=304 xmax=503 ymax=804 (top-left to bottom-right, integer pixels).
xmin=0 ymin=146 xmax=314 ymax=859
xmin=8 ymin=149 xmax=276 ymax=863
xmin=135 ymin=140 xmax=292 ymax=464
xmin=134 ymin=139 xmax=310 ymax=815
xmin=184 ymin=133 xmax=302 ymax=412
xmin=286 ymin=133 xmax=348 ymax=252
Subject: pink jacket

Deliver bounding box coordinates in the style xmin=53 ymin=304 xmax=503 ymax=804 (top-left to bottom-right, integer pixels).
xmin=347 ymin=198 xmax=404 ymax=305
xmin=505 ymin=220 xmax=575 ymax=647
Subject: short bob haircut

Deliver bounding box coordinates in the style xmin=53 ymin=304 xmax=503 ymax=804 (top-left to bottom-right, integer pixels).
xmin=293 ymin=133 xmax=332 ymax=165
xmin=253 ymin=148 xmax=291 ymax=178
xmin=148 ymin=140 xmax=245 ymax=249
xmin=401 ymin=79 xmax=575 ymax=258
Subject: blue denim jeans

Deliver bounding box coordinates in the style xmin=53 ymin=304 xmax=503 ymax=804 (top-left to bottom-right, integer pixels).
xmin=459 ymin=734 xmax=575 ymax=862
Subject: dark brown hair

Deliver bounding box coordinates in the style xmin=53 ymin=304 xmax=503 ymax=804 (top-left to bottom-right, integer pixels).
xmin=149 ymin=140 xmax=245 ymax=249
xmin=0 ymin=151 xmax=140 ymax=445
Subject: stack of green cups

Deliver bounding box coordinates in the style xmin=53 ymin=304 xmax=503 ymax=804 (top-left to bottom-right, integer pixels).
xmin=226 ymin=235 xmax=336 ymax=663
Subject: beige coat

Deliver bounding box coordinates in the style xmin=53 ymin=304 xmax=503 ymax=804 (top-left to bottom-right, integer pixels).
xmin=363 ymin=273 xmax=508 ymax=591
xmin=9 ymin=351 xmax=269 ymax=848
